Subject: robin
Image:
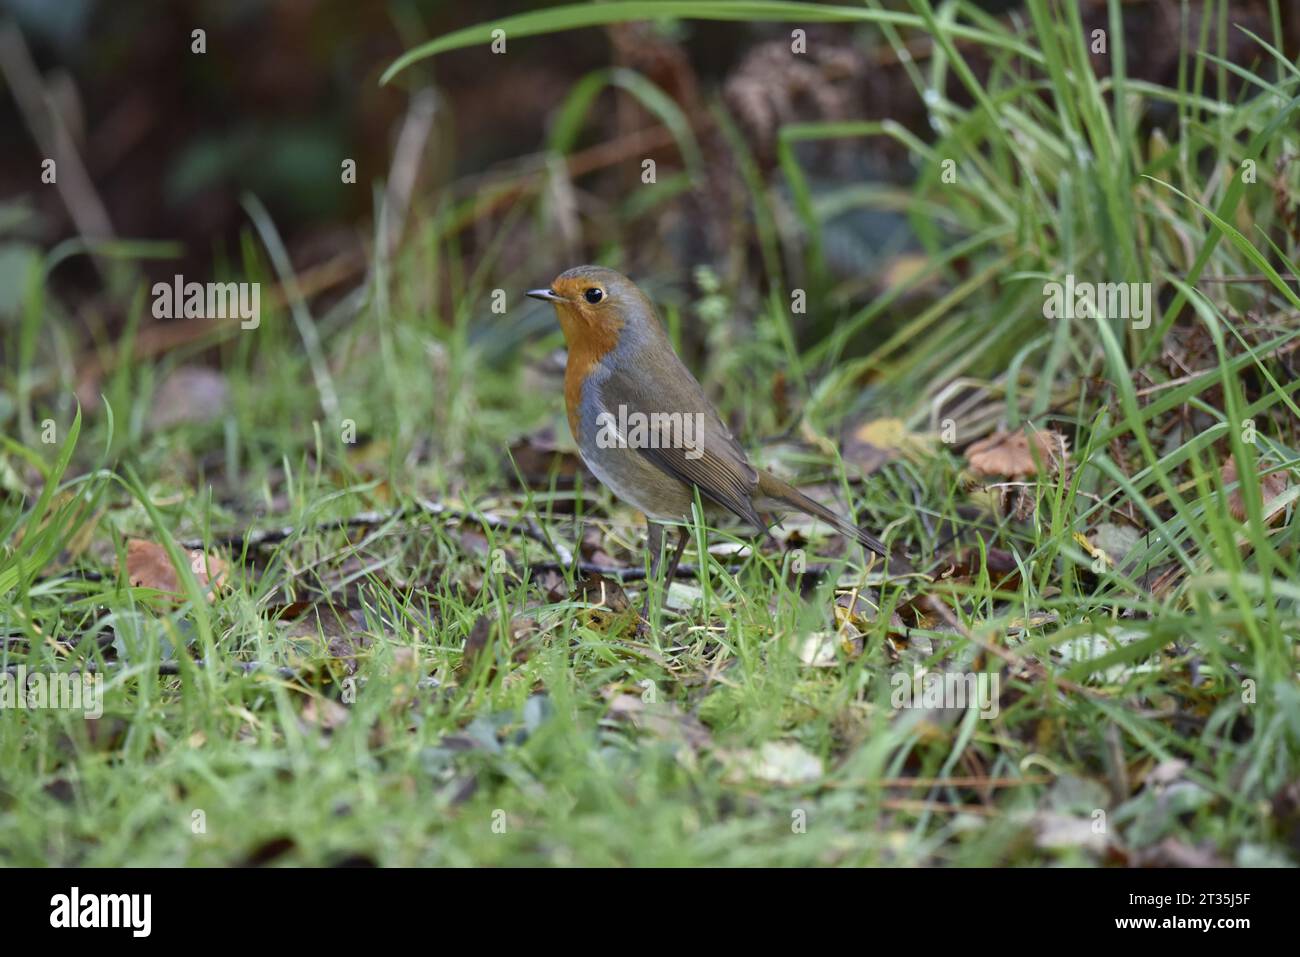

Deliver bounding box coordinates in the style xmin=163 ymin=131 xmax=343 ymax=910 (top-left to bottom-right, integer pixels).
xmin=528 ymin=265 xmax=900 ymax=630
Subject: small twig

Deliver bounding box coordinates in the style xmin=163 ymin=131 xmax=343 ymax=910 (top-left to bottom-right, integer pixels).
xmin=379 ymin=87 xmax=438 ymax=260
xmin=242 ymin=193 xmax=340 ymax=421
xmin=1134 ymin=338 xmax=1300 ymax=397
xmin=175 ymin=501 xmax=572 ymax=565
xmin=879 ymin=798 xmax=999 ymax=817
xmin=178 ymin=510 xmax=403 ymax=553
xmin=0 ymin=22 xmax=116 ymax=281
xmin=443 ymin=125 xmax=678 ymax=234
xmin=3 ymin=659 xmax=299 ymax=679
xmin=415 ymin=499 xmax=572 ymax=565
xmin=873 ymin=775 xmax=1053 ymax=789
xmin=527 ymin=561 xmax=749 ymax=582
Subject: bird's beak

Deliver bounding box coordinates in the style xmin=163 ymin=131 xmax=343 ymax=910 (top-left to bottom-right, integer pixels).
xmin=527 ymin=288 xmax=562 ymax=303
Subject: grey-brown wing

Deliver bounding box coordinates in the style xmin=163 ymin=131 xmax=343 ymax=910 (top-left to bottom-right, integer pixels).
xmin=596 ymin=357 xmax=763 ymax=528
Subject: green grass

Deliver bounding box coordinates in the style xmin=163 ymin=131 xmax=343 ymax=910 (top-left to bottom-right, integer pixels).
xmin=2 ymin=0 xmax=1298 ymax=865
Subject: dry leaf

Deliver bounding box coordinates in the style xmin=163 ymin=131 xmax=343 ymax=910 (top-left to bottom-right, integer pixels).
xmin=1029 ymin=811 xmax=1108 ymax=853
xmin=390 ymin=646 xmax=420 ymax=674
xmin=573 ymin=572 xmax=636 ymax=634
xmin=1221 ymin=459 xmax=1290 ymax=524
xmin=966 ymin=428 xmax=1069 ymax=479
xmin=725 ymin=741 xmax=824 ymax=786
xmin=1090 ymin=522 xmax=1142 ymax=567
xmin=943 ymin=545 xmax=1021 ymax=588
xmin=1072 ymin=531 xmax=1110 ymax=567
xmin=123 ymin=538 xmax=227 ymax=600
xmin=795 ymin=592 xmax=902 ymax=665
xmin=798 ymin=632 xmax=850 ymax=667
xmin=505 ymin=425 xmax=582 ymax=489
xmin=1131 ymin=838 xmax=1227 ymax=868
xmin=878 ymin=253 xmax=933 ymax=291
xmin=574 ymin=571 xmax=631 ymax=612
xmin=1144 ymin=758 xmax=1188 ymax=788
xmin=605 ymin=692 xmax=713 ymax=751
xmin=300 ymin=696 xmax=349 ymax=731
xmin=148 ymin=365 xmax=229 ymax=430
xmin=844 ymin=417 xmax=909 ymax=476
xmin=460 ymin=615 xmax=539 ymax=677
xmin=834 ymin=590 xmax=905 ymax=635
xmin=286 ymin=604 xmax=370 ymax=671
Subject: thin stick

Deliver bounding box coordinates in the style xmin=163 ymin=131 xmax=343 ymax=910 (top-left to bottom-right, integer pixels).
xmin=874 ymin=775 xmax=1053 ymax=789
xmin=0 ymin=23 xmax=116 ymax=280
xmin=879 ymin=798 xmax=999 ymax=817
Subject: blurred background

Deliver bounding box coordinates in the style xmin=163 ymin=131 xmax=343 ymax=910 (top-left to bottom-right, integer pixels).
xmin=5 ymin=0 xmax=1293 ymax=365
xmin=2 ymin=0 xmax=1297 ymax=499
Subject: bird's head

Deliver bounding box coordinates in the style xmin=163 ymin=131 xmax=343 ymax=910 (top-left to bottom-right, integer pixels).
xmin=527 ymin=265 xmax=651 ymax=350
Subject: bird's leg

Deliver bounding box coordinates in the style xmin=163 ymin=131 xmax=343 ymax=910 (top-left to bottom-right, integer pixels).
xmin=663 ymin=526 xmax=690 ymax=593
xmin=637 ymin=520 xmax=665 ymax=635
xmin=638 ymin=526 xmax=689 ymax=637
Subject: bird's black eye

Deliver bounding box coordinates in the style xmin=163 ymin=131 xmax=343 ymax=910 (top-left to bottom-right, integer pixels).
xmin=584 ymin=287 xmax=604 ymax=304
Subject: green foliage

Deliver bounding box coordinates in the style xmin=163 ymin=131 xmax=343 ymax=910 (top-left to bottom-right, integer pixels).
xmin=2 ymin=0 xmax=1297 ymax=866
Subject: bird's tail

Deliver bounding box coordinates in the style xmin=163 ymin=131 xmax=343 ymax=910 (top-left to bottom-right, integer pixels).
xmin=755 ymin=469 xmax=909 ymax=570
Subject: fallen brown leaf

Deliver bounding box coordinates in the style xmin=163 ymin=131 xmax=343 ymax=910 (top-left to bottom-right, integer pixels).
xmin=834 ymin=589 xmax=906 ymax=636
xmin=573 ymin=571 xmax=636 ymax=634
xmin=148 ymin=365 xmax=229 ymax=430
xmin=967 ymin=428 xmax=1069 ymax=479
xmin=799 ymin=631 xmax=854 ymax=666
xmin=844 ymin=417 xmax=909 ymax=476
xmin=1131 ymin=837 xmax=1227 ymax=868
xmin=1221 ymin=458 xmax=1290 ymax=524
xmin=505 ymin=426 xmax=582 ymax=489
xmin=722 ymin=740 xmax=824 ymax=786
xmin=460 ymin=615 xmax=540 ymax=677
xmin=123 ymin=538 xmax=227 ymax=600
xmin=287 ymin=604 xmax=370 ymax=671
xmin=1028 ymin=810 xmax=1108 ymax=854
xmin=941 ymin=545 xmax=1021 ymax=588
xmin=300 ymin=695 xmax=349 ymax=731
xmin=604 ymin=692 xmax=713 ymax=751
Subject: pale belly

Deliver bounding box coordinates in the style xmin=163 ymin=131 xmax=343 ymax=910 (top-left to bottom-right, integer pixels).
xmin=577 ymin=442 xmax=695 ymax=523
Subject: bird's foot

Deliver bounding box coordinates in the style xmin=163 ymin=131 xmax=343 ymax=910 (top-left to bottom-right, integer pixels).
xmin=636 ymin=591 xmax=655 ymax=638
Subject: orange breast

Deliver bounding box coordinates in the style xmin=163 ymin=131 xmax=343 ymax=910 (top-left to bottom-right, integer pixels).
xmin=561 ymin=314 xmax=622 ymax=441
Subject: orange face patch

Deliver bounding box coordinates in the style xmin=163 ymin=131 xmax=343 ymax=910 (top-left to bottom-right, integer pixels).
xmin=548 ymin=275 xmax=624 ymax=440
